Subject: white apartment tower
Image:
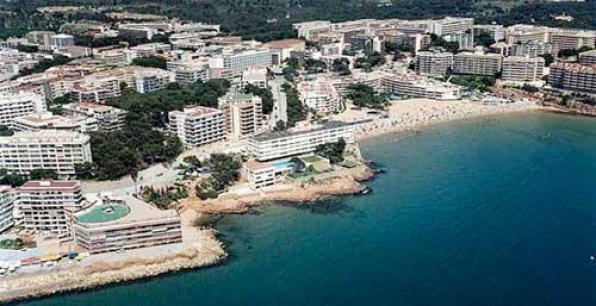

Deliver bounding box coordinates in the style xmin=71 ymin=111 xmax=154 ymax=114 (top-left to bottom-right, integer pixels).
xmin=502 ymin=56 xmax=545 ymax=83
xmin=168 ymin=106 xmax=225 ymax=147
xmin=0 ymin=186 xmax=14 ymax=233
xmin=0 ymin=130 xmax=92 ymax=176
xmin=13 ymin=180 xmax=83 ymax=234
xmin=218 ymin=93 xmax=263 ymax=140
xmin=416 ymin=50 xmax=454 ymax=77
xmin=0 ymin=92 xmax=46 ymax=126
xmin=452 ymin=52 xmax=503 ymax=76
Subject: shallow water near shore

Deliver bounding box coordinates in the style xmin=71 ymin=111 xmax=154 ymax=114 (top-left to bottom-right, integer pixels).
xmin=17 ymin=112 xmax=596 ymax=306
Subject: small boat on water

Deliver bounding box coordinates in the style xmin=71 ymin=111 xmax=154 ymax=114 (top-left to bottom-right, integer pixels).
xmin=359 ymin=187 xmax=372 ymax=195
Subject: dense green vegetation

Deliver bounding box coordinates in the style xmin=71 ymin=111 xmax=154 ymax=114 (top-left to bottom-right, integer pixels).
xmin=0 ymin=169 xmax=25 ymax=187
xmin=194 ymin=153 xmax=242 ymax=200
xmin=107 ymin=79 xmax=230 ymax=128
xmin=0 ymin=126 xmax=14 ymax=136
xmin=20 ymin=55 xmax=72 ymax=76
xmin=315 ymin=139 xmax=347 ymax=164
xmin=1 ymin=1 xmax=596 ymax=43
xmin=353 ymin=52 xmax=386 ymax=71
xmin=281 ymin=83 xmax=307 ymax=127
xmin=243 ymin=84 xmax=274 ymax=114
xmin=29 ymin=169 xmax=59 ymax=180
xmin=428 ymin=34 xmax=460 ymax=54
xmin=141 ymin=184 xmax=188 ymax=209
xmin=0 ymin=238 xmax=36 ymax=250
xmin=449 ymin=75 xmax=496 ymax=92
xmin=132 ymin=55 xmax=168 ymax=70
xmin=83 ymin=79 xmax=230 ymax=180
xmin=347 ymin=83 xmax=388 ymax=109
xmin=330 ymin=58 xmax=351 ymax=75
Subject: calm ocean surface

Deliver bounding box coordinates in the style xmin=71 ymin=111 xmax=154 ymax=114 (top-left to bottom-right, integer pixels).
xmin=18 ymin=112 xmax=596 ymax=306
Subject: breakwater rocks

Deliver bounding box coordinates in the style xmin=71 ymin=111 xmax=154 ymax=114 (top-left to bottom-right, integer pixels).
xmin=0 ymin=230 xmax=227 ymax=304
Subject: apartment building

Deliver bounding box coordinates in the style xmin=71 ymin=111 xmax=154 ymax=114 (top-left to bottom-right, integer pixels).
xmin=168 ymin=106 xmax=225 ymax=147
xmin=443 ymin=31 xmax=474 ymax=50
xmin=243 ymin=160 xmax=293 ymax=190
xmin=330 ymin=72 xmax=382 ymax=97
xmin=293 ymin=21 xmax=332 ymax=41
xmin=241 ymin=68 xmax=268 ymax=89
xmin=13 ymin=180 xmax=83 ymax=234
xmin=210 ymin=48 xmax=273 ymax=78
xmin=12 ymin=112 xmax=99 ymax=133
xmin=62 ymin=102 xmax=127 ymax=131
xmin=0 ymin=92 xmax=46 ymax=126
xmin=69 ymin=75 xmax=121 ymax=103
xmin=548 ymin=62 xmax=596 ymax=93
xmin=506 ymin=25 xmax=549 ymax=44
xmin=71 ymin=194 xmax=182 ymax=254
xmin=218 ymin=93 xmax=263 ymax=140
xmin=382 ymin=73 xmax=461 ymax=100
xmin=247 ymin=121 xmax=356 ymax=161
xmin=578 ymin=49 xmax=596 ymax=65
xmin=511 ymin=42 xmax=557 ymax=57
xmin=416 ymin=50 xmax=454 ymax=77
xmin=501 ymin=56 xmax=545 ymax=83
xmin=50 ymin=34 xmax=75 ymax=48
xmin=0 ymin=130 xmax=92 ymax=176
xmin=548 ymin=29 xmax=596 ymax=51
xmin=452 ymin=52 xmax=503 ymax=76
xmin=167 ymin=60 xmax=210 ymax=84
xmin=297 ymin=80 xmax=341 ymax=114
xmin=473 ymin=25 xmax=506 ymax=42
xmin=0 ymin=186 xmax=14 ymax=233
xmin=134 ymin=69 xmax=175 ymax=93
xmin=429 ymin=17 xmax=474 ymax=37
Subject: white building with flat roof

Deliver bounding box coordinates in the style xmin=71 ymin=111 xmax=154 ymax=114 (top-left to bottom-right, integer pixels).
xmin=502 ymin=56 xmax=545 ymax=83
xmin=247 ymin=121 xmax=356 ymax=161
xmin=452 ymin=52 xmax=503 ymax=76
xmin=62 ymin=102 xmax=127 ymax=131
xmin=71 ymin=193 xmax=182 ymax=254
xmin=167 ymin=60 xmax=210 ymax=84
xmin=0 ymin=130 xmax=92 ymax=176
xmin=12 ymin=112 xmax=98 ymax=133
xmin=134 ymin=69 xmax=175 ymax=93
xmin=218 ymin=93 xmax=263 ymax=140
xmin=243 ymin=160 xmax=293 ymax=190
xmin=429 ymin=17 xmax=474 ymax=37
xmin=297 ymin=80 xmax=341 ymax=114
xmin=168 ymin=106 xmax=225 ymax=147
xmin=0 ymin=186 xmax=14 ymax=233
xmin=416 ymin=50 xmax=454 ymax=77
xmin=13 ymin=180 xmax=83 ymax=234
xmin=0 ymin=92 xmax=46 ymax=126
xmin=382 ymin=73 xmax=461 ymax=100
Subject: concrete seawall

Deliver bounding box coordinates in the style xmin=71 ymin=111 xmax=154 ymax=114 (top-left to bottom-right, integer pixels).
xmin=0 ymin=230 xmax=227 ymax=304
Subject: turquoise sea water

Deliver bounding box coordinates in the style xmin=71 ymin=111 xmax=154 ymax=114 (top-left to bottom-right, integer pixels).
xmin=18 ymin=112 xmax=596 ymax=306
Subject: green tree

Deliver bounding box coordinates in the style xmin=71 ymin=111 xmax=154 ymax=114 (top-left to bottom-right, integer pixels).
xmin=244 ymin=84 xmax=274 ymax=114
xmin=0 ymin=126 xmax=13 ymax=137
xmin=315 ymin=139 xmax=347 ymax=164
xmin=132 ymin=55 xmax=168 ymax=70
xmin=29 ymin=169 xmax=58 ymax=180
xmin=538 ymin=53 xmax=554 ymax=67
xmin=347 ymin=83 xmax=388 ymax=109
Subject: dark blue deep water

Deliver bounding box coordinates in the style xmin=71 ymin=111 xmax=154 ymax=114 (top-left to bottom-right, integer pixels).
xmin=19 ymin=112 xmax=596 ymax=306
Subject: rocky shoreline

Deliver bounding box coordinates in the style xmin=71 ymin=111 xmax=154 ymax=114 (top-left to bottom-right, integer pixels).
xmin=0 ymin=229 xmax=227 ymax=304
xmin=187 ymin=163 xmax=376 ymax=215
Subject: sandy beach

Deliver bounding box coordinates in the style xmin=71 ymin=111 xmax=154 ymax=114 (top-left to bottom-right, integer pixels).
xmin=335 ymin=98 xmax=541 ymax=140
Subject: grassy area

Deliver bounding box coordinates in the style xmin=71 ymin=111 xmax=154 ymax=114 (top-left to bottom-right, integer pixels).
xmin=301 ymin=156 xmax=322 ymax=163
xmin=0 ymin=238 xmax=36 ymax=250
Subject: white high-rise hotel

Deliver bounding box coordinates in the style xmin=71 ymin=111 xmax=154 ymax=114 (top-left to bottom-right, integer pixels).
xmin=0 ymin=130 xmax=92 ymax=176
xmin=0 ymin=91 xmax=46 ymax=126
xmin=13 ymin=180 xmax=83 ymax=234
xmin=168 ymin=106 xmax=225 ymax=147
